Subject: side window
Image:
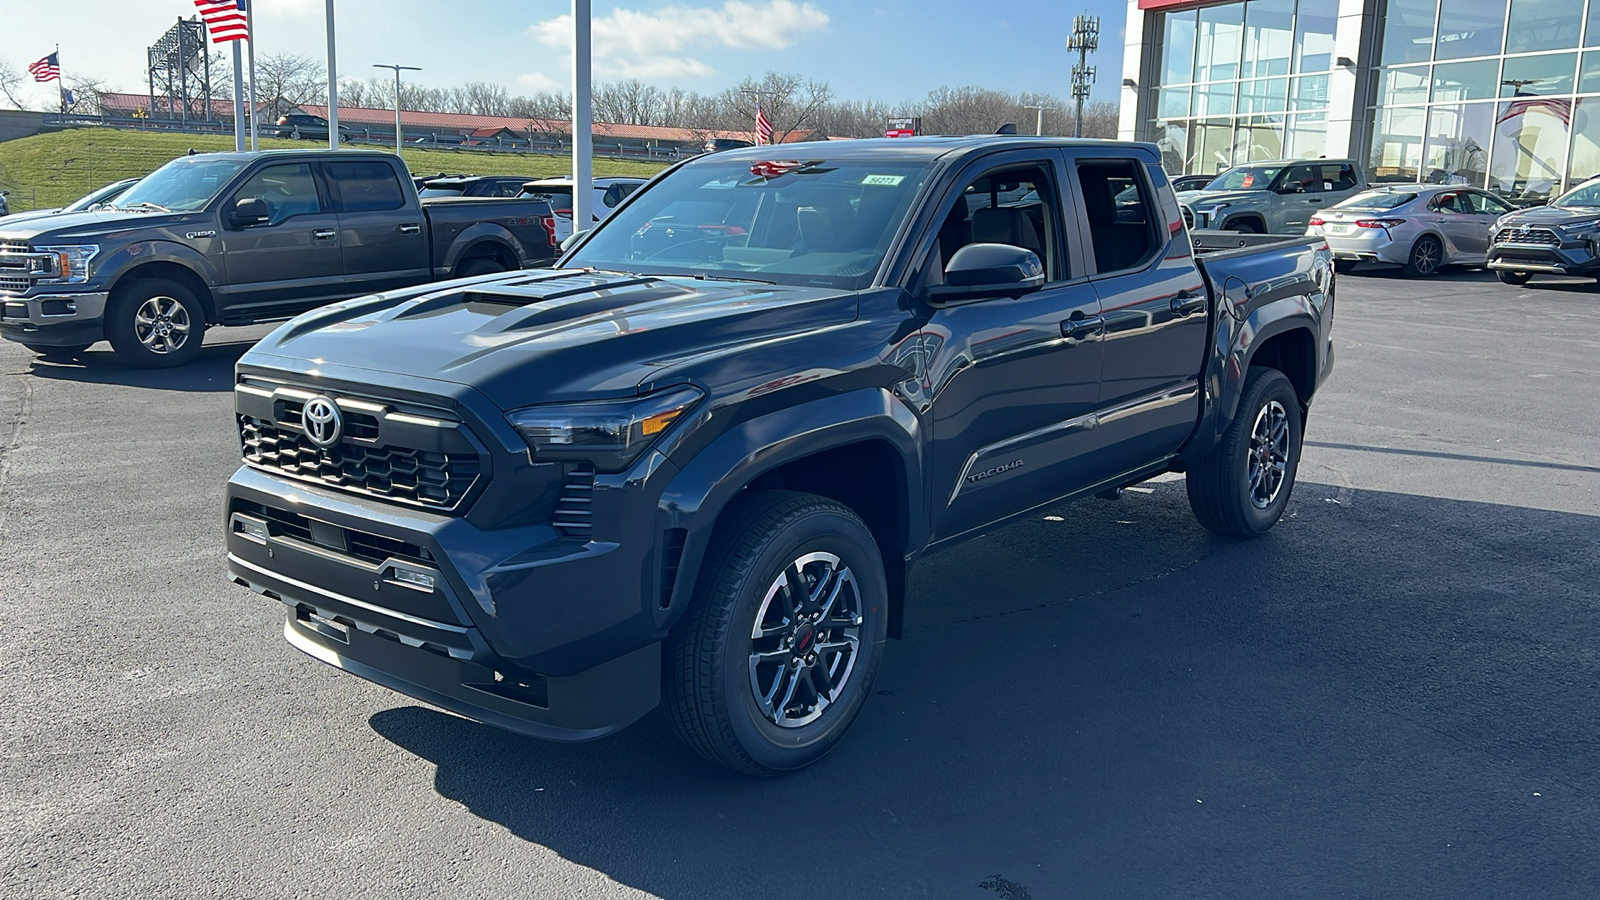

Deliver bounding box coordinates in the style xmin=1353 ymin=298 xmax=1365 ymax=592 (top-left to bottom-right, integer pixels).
xmin=1428 ymin=191 xmax=1463 ymax=213
xmin=1280 ymin=164 xmax=1318 ymax=192
xmin=326 ymin=161 xmax=407 ymax=212
xmin=233 ymin=163 xmax=322 ymax=225
xmin=1076 ymin=159 xmax=1160 ymax=275
xmin=923 ymin=164 xmax=1064 ymax=286
xmin=1471 ymin=192 xmax=1512 ymax=216
xmin=1328 ymin=164 xmax=1359 ymax=191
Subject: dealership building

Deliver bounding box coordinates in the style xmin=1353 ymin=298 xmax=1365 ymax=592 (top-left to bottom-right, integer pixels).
xmin=1117 ymin=0 xmax=1600 ymax=200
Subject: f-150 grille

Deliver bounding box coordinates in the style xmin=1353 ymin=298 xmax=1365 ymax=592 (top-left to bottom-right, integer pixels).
xmin=0 ymin=241 xmax=30 ymax=294
xmin=239 ymin=415 xmax=481 ymax=510
xmin=1495 ymin=227 xmax=1561 ymax=246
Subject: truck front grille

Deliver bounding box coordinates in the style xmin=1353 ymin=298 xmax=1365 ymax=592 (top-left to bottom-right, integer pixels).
xmin=240 ymin=416 xmax=482 ymax=510
xmin=0 ymin=241 xmax=30 ymax=294
xmin=1495 ymin=227 xmax=1560 ymax=246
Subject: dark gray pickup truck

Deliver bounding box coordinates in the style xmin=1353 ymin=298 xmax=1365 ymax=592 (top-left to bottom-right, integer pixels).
xmin=0 ymin=150 xmax=557 ymax=367
xmin=225 ymin=137 xmax=1335 ymax=774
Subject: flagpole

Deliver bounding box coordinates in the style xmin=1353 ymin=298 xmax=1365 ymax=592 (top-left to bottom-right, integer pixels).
xmin=245 ymin=0 xmax=258 ymax=150
xmin=231 ymin=40 xmax=246 ymax=151
xmin=56 ymin=44 xmax=64 ymax=115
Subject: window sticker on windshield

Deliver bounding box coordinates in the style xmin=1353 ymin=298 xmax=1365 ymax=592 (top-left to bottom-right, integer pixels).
xmin=863 ymin=174 xmax=905 ymax=186
xmin=1241 ymin=174 xmax=1255 ymax=187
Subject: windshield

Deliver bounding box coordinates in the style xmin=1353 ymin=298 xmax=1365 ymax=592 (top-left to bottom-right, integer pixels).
xmin=1334 ymin=189 xmax=1417 ymax=210
xmin=1204 ymin=165 xmax=1284 ymax=191
xmin=562 ymin=158 xmax=932 ymax=290
xmin=112 ymin=157 xmax=246 ymax=212
xmin=1552 ymin=180 xmax=1600 ymax=208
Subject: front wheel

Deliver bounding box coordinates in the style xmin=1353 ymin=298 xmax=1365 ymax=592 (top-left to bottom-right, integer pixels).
xmin=1496 ymin=270 xmax=1532 ymax=286
xmin=1225 ymin=219 xmax=1263 ymax=234
xmin=665 ymin=491 xmax=888 ymax=775
xmin=106 ymin=278 xmax=206 ymax=368
xmin=1186 ymin=368 xmax=1303 ymax=538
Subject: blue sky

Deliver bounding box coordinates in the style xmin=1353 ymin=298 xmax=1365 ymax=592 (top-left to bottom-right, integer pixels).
xmin=2 ymin=0 xmax=1127 ymax=112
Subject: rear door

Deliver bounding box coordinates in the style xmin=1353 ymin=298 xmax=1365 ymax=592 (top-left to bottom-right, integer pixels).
xmin=1322 ymin=162 xmax=1364 ymax=206
xmin=1069 ymin=153 xmax=1209 ymax=476
xmin=218 ymin=161 xmax=345 ymax=319
xmin=324 ymin=158 xmax=429 ymax=296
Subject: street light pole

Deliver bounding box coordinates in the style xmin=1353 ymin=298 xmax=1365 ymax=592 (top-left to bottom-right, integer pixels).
xmin=373 ymin=64 xmax=420 ymax=156
xmin=572 ymin=0 xmax=593 ymax=235
xmin=324 ymin=0 xmax=339 ymax=151
xmin=1023 ymin=104 xmax=1056 ymax=136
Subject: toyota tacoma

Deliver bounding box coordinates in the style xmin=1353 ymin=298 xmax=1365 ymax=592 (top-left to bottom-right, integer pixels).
xmin=224 ymin=137 xmax=1336 ymax=774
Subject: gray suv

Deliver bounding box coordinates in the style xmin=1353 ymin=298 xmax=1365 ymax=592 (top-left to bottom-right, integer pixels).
xmin=1180 ymin=158 xmax=1368 ymax=234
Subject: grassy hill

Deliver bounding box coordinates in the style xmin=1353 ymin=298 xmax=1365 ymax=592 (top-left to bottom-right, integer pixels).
xmin=0 ymin=128 xmax=667 ymax=212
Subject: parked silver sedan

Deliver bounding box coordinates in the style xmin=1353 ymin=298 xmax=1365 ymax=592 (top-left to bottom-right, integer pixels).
xmin=1308 ymin=184 xmax=1516 ymax=277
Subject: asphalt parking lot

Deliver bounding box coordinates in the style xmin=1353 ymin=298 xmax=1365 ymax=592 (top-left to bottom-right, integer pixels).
xmin=1 ymin=267 xmax=1596 ymax=899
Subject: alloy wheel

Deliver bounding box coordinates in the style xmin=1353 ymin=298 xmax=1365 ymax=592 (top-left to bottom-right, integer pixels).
xmin=1248 ymin=400 xmax=1291 ymax=510
xmin=133 ymin=295 xmax=191 ymax=355
xmin=748 ymin=551 xmax=864 ymax=728
xmin=1413 ymin=239 xmax=1440 ymax=275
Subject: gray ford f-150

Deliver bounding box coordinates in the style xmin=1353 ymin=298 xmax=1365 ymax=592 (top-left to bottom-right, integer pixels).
xmin=224 ymin=137 xmax=1336 ymax=774
xmin=0 ymin=150 xmax=557 ymax=367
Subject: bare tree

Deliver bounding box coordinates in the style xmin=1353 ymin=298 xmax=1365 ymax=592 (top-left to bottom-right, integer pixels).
xmin=720 ymin=72 xmax=833 ymax=141
xmin=0 ymin=59 xmax=34 ymax=110
xmin=253 ymin=53 xmax=327 ymax=119
xmin=338 ymin=76 xmax=369 ymax=109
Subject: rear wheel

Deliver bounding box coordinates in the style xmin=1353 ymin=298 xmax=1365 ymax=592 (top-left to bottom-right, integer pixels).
xmin=1403 ymin=235 xmax=1443 ymax=277
xmin=665 ymin=491 xmax=888 ymax=776
xmin=1497 ymin=270 xmax=1532 ymax=286
xmin=1186 ymin=368 xmax=1303 ymax=538
xmin=1333 ymin=259 xmax=1358 ymax=275
xmin=105 ymin=278 xmax=206 ymax=368
xmin=456 ymin=257 xmax=508 ymax=278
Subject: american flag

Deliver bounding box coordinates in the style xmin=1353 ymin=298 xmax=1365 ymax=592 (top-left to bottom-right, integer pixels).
xmin=195 ymin=0 xmax=251 ymax=43
xmin=28 ymin=53 xmax=60 ymax=83
xmin=1498 ymin=96 xmax=1572 ymax=127
xmin=755 ymin=104 xmax=773 ymax=146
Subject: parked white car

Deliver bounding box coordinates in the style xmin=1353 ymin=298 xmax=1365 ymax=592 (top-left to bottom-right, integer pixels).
xmin=517 ymin=177 xmax=648 ymax=242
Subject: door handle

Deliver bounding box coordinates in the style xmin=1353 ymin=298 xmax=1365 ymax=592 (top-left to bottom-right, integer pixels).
xmin=313 ymin=229 xmax=337 ymax=240
xmin=1169 ymin=290 xmax=1206 ymax=317
xmin=1060 ymin=315 xmax=1105 ymax=342
xmin=398 ymin=224 xmax=421 ymax=235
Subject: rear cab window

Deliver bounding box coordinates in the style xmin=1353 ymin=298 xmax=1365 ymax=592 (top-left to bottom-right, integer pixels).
xmin=1075 ymin=159 xmax=1161 ymax=275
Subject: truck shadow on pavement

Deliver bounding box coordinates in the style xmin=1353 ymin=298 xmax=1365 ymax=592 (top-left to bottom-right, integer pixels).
xmin=22 ymin=336 xmax=258 ymax=393
xmin=369 ymin=479 xmax=1599 ymax=899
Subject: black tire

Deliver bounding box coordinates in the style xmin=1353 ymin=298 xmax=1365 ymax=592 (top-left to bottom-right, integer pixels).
xmin=1496 ymin=270 xmax=1531 ymax=286
xmin=1333 ymin=259 xmax=1358 ymax=275
xmin=1225 ymin=218 xmax=1263 ymax=234
xmin=105 ymin=277 xmax=206 ymax=368
xmin=22 ymin=343 xmax=92 ymax=361
xmin=1403 ymin=235 xmax=1443 ymax=277
xmin=1186 ymin=367 xmax=1303 ymax=538
xmin=456 ymin=257 xmax=508 ymax=278
xmin=665 ymin=490 xmax=889 ymax=776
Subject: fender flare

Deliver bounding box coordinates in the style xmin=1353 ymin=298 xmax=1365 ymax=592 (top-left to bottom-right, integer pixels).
xmin=440 ymin=223 xmax=525 ymax=274
xmin=103 ymin=241 xmax=222 ymax=319
xmin=653 ymin=387 xmax=924 ymax=632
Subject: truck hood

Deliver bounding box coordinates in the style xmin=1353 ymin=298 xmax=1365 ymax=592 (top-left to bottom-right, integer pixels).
xmin=0 ymin=208 xmax=199 ymax=242
xmin=1177 ymin=190 xmax=1269 ymax=207
xmin=1497 ymin=204 xmax=1600 ymax=228
xmin=246 ymin=269 xmax=860 ymax=409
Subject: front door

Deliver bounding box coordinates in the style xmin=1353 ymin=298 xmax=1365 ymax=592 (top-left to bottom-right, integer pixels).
xmin=218 ymin=162 xmax=345 ymax=320
xmin=324 ymin=159 xmax=430 ymax=296
xmin=1426 ymin=190 xmax=1481 ymax=259
xmin=1275 ymin=163 xmax=1326 ymax=233
xmin=1070 ymin=154 xmax=1209 ymax=475
xmin=918 ymin=154 xmax=1105 ymax=543
xmin=1468 ymin=190 xmax=1515 ymax=259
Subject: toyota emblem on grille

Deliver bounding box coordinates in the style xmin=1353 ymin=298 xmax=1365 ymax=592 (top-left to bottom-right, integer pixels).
xmin=302 ymin=396 xmax=343 ymax=448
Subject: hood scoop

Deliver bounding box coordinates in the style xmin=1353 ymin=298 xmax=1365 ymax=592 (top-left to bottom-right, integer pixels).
xmin=390 ymin=269 xmax=701 ymax=333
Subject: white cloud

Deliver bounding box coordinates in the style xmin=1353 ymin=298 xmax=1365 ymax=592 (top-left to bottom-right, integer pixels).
xmin=516 ymin=71 xmax=565 ymax=94
xmin=528 ymin=0 xmax=830 ymax=81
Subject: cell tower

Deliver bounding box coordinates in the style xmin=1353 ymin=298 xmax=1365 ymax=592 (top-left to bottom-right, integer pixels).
xmin=146 ymin=17 xmax=213 ymax=125
xmin=1068 ymin=15 xmax=1100 ymax=138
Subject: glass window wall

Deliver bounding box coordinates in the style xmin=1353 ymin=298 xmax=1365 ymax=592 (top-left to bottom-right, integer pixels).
xmin=1506 ymin=0 xmax=1582 ymax=54
xmin=1380 ymin=0 xmax=1439 ymax=66
xmin=1434 ymin=0 xmax=1506 ymax=61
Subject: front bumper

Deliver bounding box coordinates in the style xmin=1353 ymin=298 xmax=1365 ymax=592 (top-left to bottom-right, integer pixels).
xmin=0 ymin=291 xmax=109 ymax=346
xmin=1486 ymin=233 xmax=1600 ymax=275
xmin=226 ymin=446 xmax=679 ymax=741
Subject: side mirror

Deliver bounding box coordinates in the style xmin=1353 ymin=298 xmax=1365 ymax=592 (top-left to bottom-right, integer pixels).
xmin=1277 ymin=183 xmax=1305 ymax=194
xmin=228 ymin=196 xmax=270 ymax=228
xmin=928 ymin=243 xmax=1045 ymax=302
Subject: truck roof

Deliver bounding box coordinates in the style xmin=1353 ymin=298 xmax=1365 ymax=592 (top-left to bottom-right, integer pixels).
xmin=179 ymin=149 xmax=403 ymax=163
xmin=706 ymin=135 xmax=1156 ymax=163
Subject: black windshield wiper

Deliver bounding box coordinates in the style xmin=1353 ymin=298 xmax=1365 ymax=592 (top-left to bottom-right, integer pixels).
xmin=123 ymin=201 xmax=171 ymax=212
xmin=691 ymin=272 xmax=777 ymax=285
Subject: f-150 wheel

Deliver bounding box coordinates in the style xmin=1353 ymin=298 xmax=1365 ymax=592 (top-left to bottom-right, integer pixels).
xmin=1497 ymin=270 xmax=1531 ymax=286
xmin=1186 ymin=367 xmax=1302 ymax=538
xmin=106 ymin=278 xmax=206 ymax=368
xmin=666 ymin=490 xmax=888 ymax=775
xmin=456 ymin=257 xmax=507 ymax=278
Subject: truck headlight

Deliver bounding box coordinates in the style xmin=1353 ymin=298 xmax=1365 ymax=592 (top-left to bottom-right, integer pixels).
xmin=32 ymin=244 xmax=100 ymax=285
xmin=507 ymin=386 xmax=703 ymax=472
